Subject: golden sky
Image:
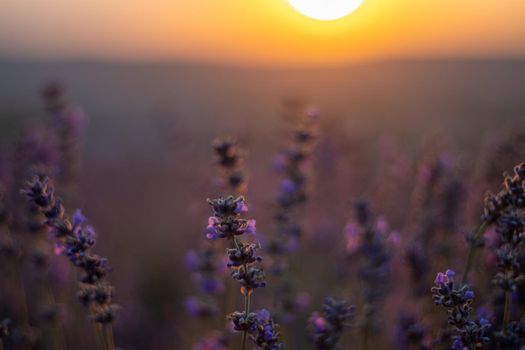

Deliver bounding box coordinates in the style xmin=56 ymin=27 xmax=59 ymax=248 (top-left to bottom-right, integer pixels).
xmin=1 ymin=0 xmax=525 ymax=66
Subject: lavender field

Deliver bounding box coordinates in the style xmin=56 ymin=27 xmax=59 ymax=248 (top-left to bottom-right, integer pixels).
xmin=1 ymin=60 xmax=525 ymax=350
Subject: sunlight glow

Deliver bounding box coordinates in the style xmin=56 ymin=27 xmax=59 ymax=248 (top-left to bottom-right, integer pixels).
xmin=288 ymin=0 xmax=364 ymax=21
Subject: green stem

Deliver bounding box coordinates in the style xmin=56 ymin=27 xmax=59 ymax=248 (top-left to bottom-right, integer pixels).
xmin=503 ymin=291 xmax=511 ymax=334
xmin=462 ymin=222 xmax=488 ymax=284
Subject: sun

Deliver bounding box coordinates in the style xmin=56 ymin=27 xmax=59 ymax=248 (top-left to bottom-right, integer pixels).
xmin=288 ymin=0 xmax=364 ymax=21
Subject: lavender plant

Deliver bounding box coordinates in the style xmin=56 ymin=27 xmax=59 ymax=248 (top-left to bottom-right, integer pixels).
xmin=23 ymin=175 xmax=118 ymax=350
xmin=267 ymin=108 xmax=319 ymax=321
xmin=205 ymin=195 xmax=283 ymax=350
xmin=213 ymin=138 xmax=246 ymax=195
xmin=431 ymin=269 xmax=491 ymax=349
xmin=307 ymin=298 xmax=355 ymax=350
xmin=344 ymin=201 xmax=391 ymax=350
xmin=187 ymin=138 xmax=248 ymax=348
xmin=486 ymin=164 xmax=525 ymax=347
xmin=463 ymin=163 xmax=525 ymax=284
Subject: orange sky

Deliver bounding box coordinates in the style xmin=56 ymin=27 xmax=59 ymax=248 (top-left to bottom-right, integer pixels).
xmin=1 ymin=0 xmax=525 ymax=66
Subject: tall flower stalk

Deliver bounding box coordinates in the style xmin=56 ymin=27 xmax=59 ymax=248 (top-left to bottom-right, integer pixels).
xmin=23 ymin=175 xmax=118 ymax=350
xmin=267 ymin=108 xmax=319 ymax=321
xmin=206 ymin=196 xmax=283 ymax=350
xmin=187 ymin=138 xmax=247 ymax=348
xmin=431 ymin=269 xmax=491 ymax=350
xmin=462 ymin=163 xmax=525 ymax=284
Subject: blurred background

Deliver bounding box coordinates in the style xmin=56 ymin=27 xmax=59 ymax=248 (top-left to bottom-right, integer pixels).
xmin=1 ymin=1 xmax=525 ymax=349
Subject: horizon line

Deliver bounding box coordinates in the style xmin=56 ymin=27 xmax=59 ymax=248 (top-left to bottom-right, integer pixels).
xmin=1 ymin=55 xmax=525 ymax=71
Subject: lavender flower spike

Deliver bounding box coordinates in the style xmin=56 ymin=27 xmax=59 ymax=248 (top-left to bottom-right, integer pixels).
xmin=431 ymin=269 xmax=490 ymax=349
xmin=308 ymin=298 xmax=355 ymax=350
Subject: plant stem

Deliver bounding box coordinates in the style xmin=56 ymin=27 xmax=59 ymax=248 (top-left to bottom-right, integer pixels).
xmin=89 ymin=306 xmax=107 ymax=350
xmin=361 ymin=321 xmax=369 ymax=350
xmin=462 ymin=222 xmax=488 ymax=284
xmin=232 ymin=238 xmax=252 ymax=350
xmin=503 ymin=291 xmax=511 ymax=334
xmin=241 ymin=289 xmax=251 ymax=350
xmin=0 ymin=340 xmax=4 ymax=350
xmin=104 ymin=324 xmax=115 ymax=350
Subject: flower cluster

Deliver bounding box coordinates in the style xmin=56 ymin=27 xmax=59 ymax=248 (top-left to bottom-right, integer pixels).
xmin=213 ymin=138 xmax=246 ymax=194
xmin=205 ymin=195 xmax=283 ymax=349
xmin=206 ymin=196 xmax=255 ymax=241
xmin=307 ymin=298 xmax=355 ymax=350
xmin=484 ymin=164 xmax=525 ymax=294
xmin=207 ymin=196 xmax=264 ymax=291
xmin=23 ymin=175 xmax=118 ymax=325
xmin=250 ymin=309 xmax=284 ymax=350
xmin=492 ymin=209 xmax=525 ymax=292
xmin=431 ymin=270 xmax=491 ymax=348
xmin=483 ymin=163 xmax=525 ymax=224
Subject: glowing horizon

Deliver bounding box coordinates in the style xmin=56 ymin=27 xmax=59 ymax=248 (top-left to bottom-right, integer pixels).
xmin=1 ymin=0 xmax=525 ymax=67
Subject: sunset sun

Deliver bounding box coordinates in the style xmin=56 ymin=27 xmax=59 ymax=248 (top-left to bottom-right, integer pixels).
xmin=288 ymin=0 xmax=364 ymax=21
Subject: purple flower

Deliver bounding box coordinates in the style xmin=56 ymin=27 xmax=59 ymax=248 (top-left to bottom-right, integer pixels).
xmin=24 ymin=175 xmax=118 ymax=324
xmin=435 ymin=272 xmax=445 ymax=284
xmin=258 ymin=309 xmax=270 ymax=323
xmin=206 ymin=217 xmax=220 ymax=240
xmin=234 ymin=200 xmax=248 ymax=214
xmin=431 ymin=269 xmax=490 ymax=348
xmin=279 ymin=179 xmax=297 ymax=195
xmin=251 ymin=309 xmax=284 ymax=350
xmin=245 ymin=219 xmax=256 ymax=235
xmin=72 ymin=209 xmax=87 ymax=226
xmin=451 ymin=338 xmax=465 ymax=350
xmin=310 ymin=313 xmax=328 ymax=332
